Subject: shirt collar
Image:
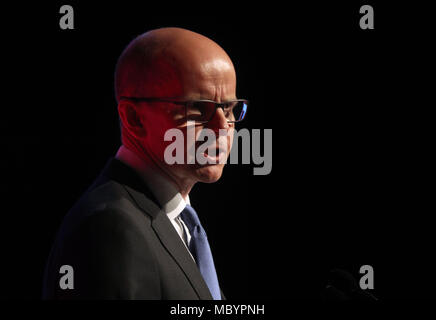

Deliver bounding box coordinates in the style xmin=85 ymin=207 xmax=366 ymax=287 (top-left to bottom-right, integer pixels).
xmin=115 ymin=145 xmax=189 ymax=221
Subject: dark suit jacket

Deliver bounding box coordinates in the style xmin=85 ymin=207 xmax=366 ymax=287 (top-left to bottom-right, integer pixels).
xmin=42 ymin=157 xmax=222 ymax=299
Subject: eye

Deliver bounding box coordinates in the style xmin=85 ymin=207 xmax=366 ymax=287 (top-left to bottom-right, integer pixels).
xmin=190 ymin=102 xmax=204 ymax=113
xmin=169 ymin=104 xmax=186 ymax=120
xmin=225 ymin=101 xmax=237 ymax=110
xmin=223 ymin=102 xmax=236 ymax=116
xmin=186 ymin=101 xmax=217 ymax=122
xmin=186 ymin=102 xmax=204 ymax=119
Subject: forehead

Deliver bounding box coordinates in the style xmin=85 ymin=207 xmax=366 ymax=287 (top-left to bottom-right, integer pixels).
xmin=179 ymin=58 xmax=237 ymax=100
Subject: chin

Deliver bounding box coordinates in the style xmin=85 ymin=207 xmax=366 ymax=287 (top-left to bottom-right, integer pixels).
xmin=195 ymin=164 xmax=225 ymax=183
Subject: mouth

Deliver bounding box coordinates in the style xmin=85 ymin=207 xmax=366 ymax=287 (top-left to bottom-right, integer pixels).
xmin=203 ymin=147 xmax=226 ymax=164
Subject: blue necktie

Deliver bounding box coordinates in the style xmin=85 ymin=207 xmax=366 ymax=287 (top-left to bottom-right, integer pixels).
xmin=180 ymin=205 xmax=221 ymax=300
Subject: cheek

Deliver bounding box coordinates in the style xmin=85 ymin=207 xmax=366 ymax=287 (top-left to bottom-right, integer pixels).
xmin=144 ymin=114 xmax=176 ymax=157
xmin=226 ymin=129 xmax=235 ymax=152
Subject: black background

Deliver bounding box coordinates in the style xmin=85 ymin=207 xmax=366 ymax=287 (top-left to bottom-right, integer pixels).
xmin=1 ymin=1 xmax=434 ymax=301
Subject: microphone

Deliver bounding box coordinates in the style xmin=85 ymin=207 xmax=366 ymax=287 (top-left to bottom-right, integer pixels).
xmin=323 ymin=268 xmax=378 ymax=301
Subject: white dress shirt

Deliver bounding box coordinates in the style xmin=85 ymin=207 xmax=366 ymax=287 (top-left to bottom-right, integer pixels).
xmin=115 ymin=145 xmax=193 ymax=259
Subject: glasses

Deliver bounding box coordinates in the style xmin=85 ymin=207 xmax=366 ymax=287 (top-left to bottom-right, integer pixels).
xmin=119 ymin=97 xmax=249 ymax=123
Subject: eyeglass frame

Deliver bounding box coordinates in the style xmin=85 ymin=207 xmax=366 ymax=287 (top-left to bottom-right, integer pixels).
xmin=119 ymin=96 xmax=249 ymax=123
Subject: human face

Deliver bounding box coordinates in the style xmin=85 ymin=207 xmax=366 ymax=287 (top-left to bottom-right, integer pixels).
xmin=140 ymin=56 xmax=237 ymax=185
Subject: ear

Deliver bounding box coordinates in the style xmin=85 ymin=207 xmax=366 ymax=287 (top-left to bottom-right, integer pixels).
xmin=118 ymin=101 xmax=147 ymax=139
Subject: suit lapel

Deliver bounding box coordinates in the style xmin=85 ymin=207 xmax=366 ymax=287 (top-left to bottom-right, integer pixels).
xmin=102 ymin=157 xmax=213 ymax=299
xmin=152 ymin=213 xmax=213 ymax=299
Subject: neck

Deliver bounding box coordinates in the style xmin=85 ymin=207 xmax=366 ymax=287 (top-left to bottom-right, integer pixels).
xmin=117 ymin=139 xmax=195 ymax=200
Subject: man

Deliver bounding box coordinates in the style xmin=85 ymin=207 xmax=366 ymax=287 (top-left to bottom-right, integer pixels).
xmin=42 ymin=27 xmax=248 ymax=299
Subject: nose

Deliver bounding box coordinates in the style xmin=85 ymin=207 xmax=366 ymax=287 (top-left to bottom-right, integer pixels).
xmin=207 ymin=106 xmax=229 ymax=133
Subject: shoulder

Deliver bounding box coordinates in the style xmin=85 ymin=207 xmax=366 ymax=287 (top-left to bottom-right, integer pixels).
xmin=43 ymin=175 xmax=163 ymax=299
xmin=57 ymin=179 xmax=154 ymax=245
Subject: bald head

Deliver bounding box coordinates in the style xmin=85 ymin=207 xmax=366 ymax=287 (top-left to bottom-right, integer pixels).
xmin=115 ymin=27 xmax=236 ymax=102
xmin=115 ymin=27 xmax=239 ymax=188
